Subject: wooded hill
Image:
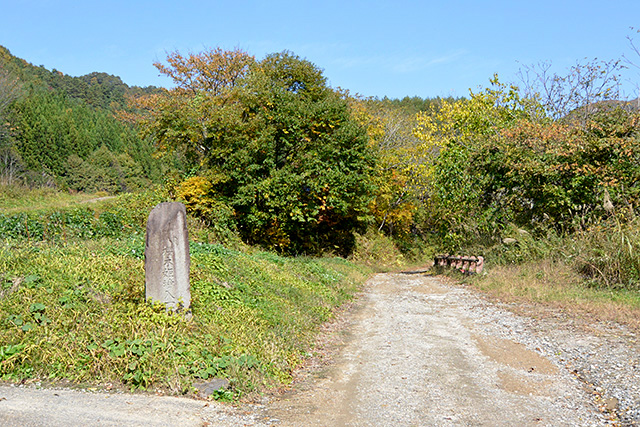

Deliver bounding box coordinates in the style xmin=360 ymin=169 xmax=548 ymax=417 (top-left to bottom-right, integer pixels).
xmin=0 ymin=45 xmax=164 ymax=192
xmin=0 ymin=45 xmax=455 ymax=255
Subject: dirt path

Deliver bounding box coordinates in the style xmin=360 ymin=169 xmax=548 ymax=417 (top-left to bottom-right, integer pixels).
xmin=2 ymin=272 xmax=636 ymax=426
xmin=263 ymin=272 xmax=610 ymax=426
xmin=78 ymin=195 xmax=117 ymax=204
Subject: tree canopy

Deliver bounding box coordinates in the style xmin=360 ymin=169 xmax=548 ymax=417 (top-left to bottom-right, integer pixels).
xmin=140 ymin=48 xmax=375 ymax=254
xmin=0 ymin=45 xmax=161 ymax=190
xmin=413 ymin=73 xmax=640 ymax=250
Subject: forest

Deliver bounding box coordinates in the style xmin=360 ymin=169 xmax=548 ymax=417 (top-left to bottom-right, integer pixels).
xmin=0 ymin=46 xmax=162 ymax=192
xmin=1 ymin=43 xmax=640 ymax=287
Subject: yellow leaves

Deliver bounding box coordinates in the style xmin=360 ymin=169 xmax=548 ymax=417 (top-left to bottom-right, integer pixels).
xmin=174 ymin=176 xmax=213 ymax=213
xmin=368 ymin=174 xmax=416 ymax=236
xmin=154 ymin=47 xmax=255 ymax=95
xmin=413 ymin=111 xmax=443 ymax=155
xmin=366 ymin=120 xmax=385 ymax=144
xmin=413 ymin=79 xmax=530 ymax=162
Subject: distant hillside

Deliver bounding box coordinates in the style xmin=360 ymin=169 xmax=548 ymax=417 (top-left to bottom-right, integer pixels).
xmin=0 ymin=45 xmax=165 ymax=192
xmin=562 ymin=97 xmax=640 ymax=125
xmin=0 ymin=45 xmax=161 ymax=111
xmin=375 ymin=95 xmax=464 ymax=115
xmin=591 ymin=98 xmax=640 ymax=112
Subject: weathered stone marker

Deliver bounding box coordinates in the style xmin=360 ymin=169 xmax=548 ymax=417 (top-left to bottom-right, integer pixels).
xmin=145 ymin=202 xmax=191 ymax=312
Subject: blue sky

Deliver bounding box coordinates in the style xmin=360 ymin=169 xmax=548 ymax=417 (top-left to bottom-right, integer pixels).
xmin=2 ymin=0 xmax=639 ymax=99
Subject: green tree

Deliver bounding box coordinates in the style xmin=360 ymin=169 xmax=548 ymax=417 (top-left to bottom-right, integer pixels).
xmin=414 ymin=74 xmax=640 ymax=250
xmin=0 ymin=65 xmax=23 ymax=184
xmin=0 ymin=44 xmax=162 ymax=190
xmin=144 ymin=49 xmax=375 ymax=254
xmin=413 ymin=77 xmax=535 ymax=248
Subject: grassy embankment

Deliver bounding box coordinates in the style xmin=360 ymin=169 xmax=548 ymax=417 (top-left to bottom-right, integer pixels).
xmin=447 ymin=225 xmax=640 ymax=330
xmin=0 ymin=186 xmax=371 ymax=399
xmin=0 ymin=186 xmax=105 ymax=214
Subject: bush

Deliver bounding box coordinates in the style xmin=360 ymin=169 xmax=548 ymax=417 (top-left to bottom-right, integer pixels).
xmin=351 ymin=229 xmax=405 ymax=270
xmin=174 ymin=176 xmax=238 ymax=244
xmin=481 ymin=225 xmax=563 ymax=266
xmin=414 ymin=79 xmax=640 ymax=251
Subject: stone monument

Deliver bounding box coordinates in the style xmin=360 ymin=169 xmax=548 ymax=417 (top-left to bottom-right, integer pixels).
xmin=145 ymin=202 xmax=191 ymax=312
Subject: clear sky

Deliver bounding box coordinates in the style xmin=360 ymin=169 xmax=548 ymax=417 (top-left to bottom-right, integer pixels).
xmin=2 ymin=0 xmax=639 ymax=99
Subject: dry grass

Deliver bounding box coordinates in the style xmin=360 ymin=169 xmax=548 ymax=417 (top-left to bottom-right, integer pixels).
xmin=0 ymin=185 xmax=105 ymax=214
xmin=463 ymin=259 xmax=640 ymax=331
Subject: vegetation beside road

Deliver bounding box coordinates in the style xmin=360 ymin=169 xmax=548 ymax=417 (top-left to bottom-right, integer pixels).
xmin=0 ymin=188 xmax=370 ymax=398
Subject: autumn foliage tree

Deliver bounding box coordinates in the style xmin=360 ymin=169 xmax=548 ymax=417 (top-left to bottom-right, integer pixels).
xmin=412 ymin=77 xmax=532 ymax=247
xmin=477 ymin=112 xmax=640 ymax=231
xmin=413 ymin=73 xmax=640 ymax=250
xmin=132 ymin=48 xmax=254 ymax=166
xmin=347 ymin=96 xmax=429 ymax=242
xmin=139 ymin=48 xmax=375 ymax=254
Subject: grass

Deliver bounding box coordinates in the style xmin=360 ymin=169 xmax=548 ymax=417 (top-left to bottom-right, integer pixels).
xmin=437 ymin=218 xmax=640 ymax=331
xmin=0 ymin=187 xmax=372 ymax=398
xmin=455 ymin=257 xmax=640 ymax=331
xmin=0 ymin=185 xmax=106 ymax=214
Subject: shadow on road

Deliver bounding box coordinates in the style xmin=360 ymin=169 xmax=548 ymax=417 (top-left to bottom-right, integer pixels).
xmin=399 ymin=269 xmax=433 ymax=275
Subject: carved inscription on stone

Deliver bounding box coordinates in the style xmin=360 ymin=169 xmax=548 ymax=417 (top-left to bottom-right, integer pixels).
xmin=145 ymin=202 xmax=190 ymax=311
xmin=162 ymin=246 xmax=176 ymax=302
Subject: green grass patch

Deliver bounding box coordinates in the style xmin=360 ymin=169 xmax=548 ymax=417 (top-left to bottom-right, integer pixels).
xmin=0 ymin=191 xmax=371 ymax=398
xmin=0 ymin=185 xmax=107 ymax=214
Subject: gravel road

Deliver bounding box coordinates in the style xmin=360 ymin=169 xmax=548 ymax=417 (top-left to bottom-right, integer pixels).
xmin=1 ymin=272 xmax=638 ymax=426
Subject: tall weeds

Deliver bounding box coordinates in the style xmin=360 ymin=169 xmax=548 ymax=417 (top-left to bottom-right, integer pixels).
xmin=471 ymin=217 xmax=640 ymax=291
xmin=571 ymin=218 xmax=640 ymax=290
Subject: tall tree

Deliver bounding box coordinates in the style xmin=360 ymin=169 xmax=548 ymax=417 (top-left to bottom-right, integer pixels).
xmin=141 ymin=49 xmax=375 ymax=254
xmin=134 ymin=48 xmax=255 ymax=167
xmin=0 ymin=65 xmax=23 ymax=184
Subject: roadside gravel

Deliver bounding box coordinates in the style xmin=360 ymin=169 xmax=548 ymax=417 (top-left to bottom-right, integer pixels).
xmin=432 ymin=275 xmax=640 ymax=426
xmin=468 ymin=286 xmax=640 ymax=425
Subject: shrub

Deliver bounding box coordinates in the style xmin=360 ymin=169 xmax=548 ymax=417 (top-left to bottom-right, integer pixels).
xmin=174 ymin=176 xmax=238 ymax=244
